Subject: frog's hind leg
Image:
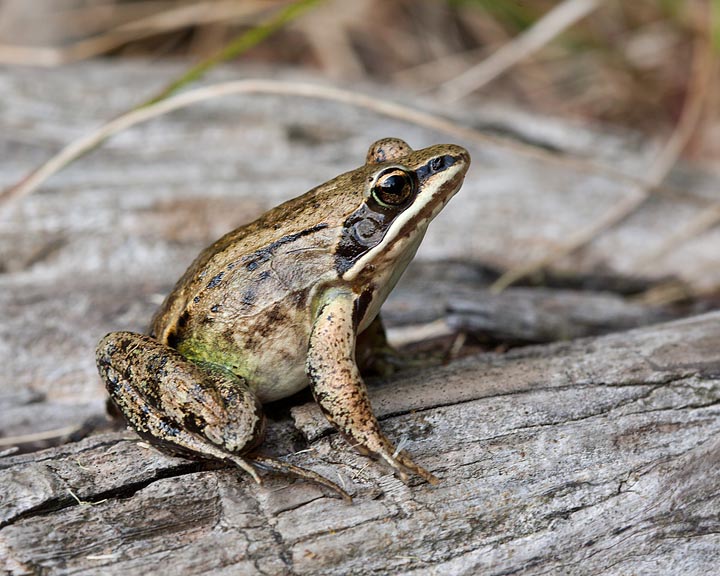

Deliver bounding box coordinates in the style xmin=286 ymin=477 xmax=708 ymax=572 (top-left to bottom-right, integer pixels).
xmin=96 ymin=331 xmax=264 ymax=483
xmin=97 ymin=331 xmax=350 ymax=499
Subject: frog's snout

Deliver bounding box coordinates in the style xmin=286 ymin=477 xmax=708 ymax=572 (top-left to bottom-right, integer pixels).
xmin=448 ymin=144 xmax=470 ymax=169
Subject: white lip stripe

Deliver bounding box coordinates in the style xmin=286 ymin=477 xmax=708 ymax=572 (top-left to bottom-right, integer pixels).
xmin=342 ymin=161 xmax=466 ymax=281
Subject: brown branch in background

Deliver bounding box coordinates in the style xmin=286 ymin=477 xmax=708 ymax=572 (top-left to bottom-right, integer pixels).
xmin=439 ymin=0 xmax=600 ymax=102
xmin=0 ymin=0 xmax=270 ymax=66
xmin=293 ymin=1 xmax=366 ymax=80
xmin=0 ymin=79 xmax=684 ymax=216
xmin=489 ymin=30 xmax=715 ymax=294
xmin=634 ymin=60 xmax=720 ymax=274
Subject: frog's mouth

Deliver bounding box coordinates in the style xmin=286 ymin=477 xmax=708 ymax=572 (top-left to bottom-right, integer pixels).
xmin=340 ymin=149 xmax=470 ymax=282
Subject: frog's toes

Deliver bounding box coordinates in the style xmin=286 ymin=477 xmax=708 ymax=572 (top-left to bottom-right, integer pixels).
xmin=379 ymin=450 xmax=439 ymax=486
xmin=251 ymin=455 xmax=352 ymax=502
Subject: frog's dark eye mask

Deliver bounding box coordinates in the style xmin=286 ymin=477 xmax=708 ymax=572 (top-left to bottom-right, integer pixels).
xmin=336 ymin=164 xmax=417 ymax=273
xmin=335 ymin=151 xmax=466 ymax=277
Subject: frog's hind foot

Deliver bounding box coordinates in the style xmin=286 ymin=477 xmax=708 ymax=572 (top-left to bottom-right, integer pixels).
xmin=250 ymin=454 xmax=352 ymax=502
xmin=378 ymin=447 xmax=439 ymax=486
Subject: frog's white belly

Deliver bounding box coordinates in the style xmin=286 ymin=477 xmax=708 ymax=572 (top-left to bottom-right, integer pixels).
xmin=237 ymin=318 xmax=312 ymax=404
xmin=214 ymin=229 xmax=425 ymax=403
xmin=252 ymin=347 xmax=309 ymax=403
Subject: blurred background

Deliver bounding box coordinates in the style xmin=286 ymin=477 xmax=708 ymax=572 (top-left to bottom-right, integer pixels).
xmin=0 ymin=0 xmax=717 ymax=166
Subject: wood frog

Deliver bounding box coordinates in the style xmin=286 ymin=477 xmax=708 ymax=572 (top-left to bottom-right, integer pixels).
xmin=96 ymin=138 xmax=470 ymax=500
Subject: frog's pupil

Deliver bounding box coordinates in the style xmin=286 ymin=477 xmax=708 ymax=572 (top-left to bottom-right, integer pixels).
xmin=370 ymin=168 xmax=416 ymax=208
xmin=382 ymin=175 xmax=405 ymax=196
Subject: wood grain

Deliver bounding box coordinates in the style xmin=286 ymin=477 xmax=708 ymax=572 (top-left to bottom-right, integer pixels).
xmin=2 ymin=312 xmax=719 ymax=574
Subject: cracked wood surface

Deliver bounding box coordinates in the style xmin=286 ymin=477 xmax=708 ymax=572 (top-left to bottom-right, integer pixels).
xmin=1 ymin=61 xmax=720 ymax=574
xmin=2 ymin=312 xmax=720 ymax=574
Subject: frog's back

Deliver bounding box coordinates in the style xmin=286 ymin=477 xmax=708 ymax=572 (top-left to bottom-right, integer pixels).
xmin=151 ymin=186 xmax=349 ymax=339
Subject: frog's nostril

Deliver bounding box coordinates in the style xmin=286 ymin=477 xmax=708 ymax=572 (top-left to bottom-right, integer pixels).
xmin=429 ymin=155 xmax=455 ymax=173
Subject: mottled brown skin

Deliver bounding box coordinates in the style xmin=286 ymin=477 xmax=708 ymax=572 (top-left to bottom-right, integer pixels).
xmin=96 ymin=138 xmax=470 ymax=499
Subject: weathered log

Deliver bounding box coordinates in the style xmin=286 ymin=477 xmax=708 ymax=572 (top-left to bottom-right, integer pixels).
xmin=2 ymin=311 xmax=720 ymax=574
xmin=384 ymin=261 xmax=677 ymax=345
xmin=1 ymin=61 xmax=719 ymax=575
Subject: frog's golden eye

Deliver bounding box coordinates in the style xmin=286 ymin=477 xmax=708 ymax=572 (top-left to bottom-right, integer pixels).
xmin=371 ymin=168 xmax=416 ymax=208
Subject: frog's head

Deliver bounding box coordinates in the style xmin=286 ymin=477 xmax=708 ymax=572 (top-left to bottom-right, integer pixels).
xmin=335 ymin=138 xmax=470 ymax=283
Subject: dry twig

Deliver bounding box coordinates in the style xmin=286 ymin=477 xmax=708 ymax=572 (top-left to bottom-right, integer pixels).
xmin=0 ymin=0 xmax=270 ymax=66
xmin=0 ymin=79 xmax=680 ymax=215
xmin=439 ymin=0 xmax=600 ymax=101
xmin=143 ymin=0 xmax=322 ymax=105
xmin=489 ymin=31 xmax=715 ymax=294
xmin=633 ymin=65 xmax=720 ymax=273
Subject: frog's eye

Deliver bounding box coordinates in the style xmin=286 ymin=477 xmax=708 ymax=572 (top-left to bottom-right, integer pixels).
xmin=371 ymin=168 xmax=416 ymax=208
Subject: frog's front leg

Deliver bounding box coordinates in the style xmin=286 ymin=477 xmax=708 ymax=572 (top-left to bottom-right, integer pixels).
xmin=307 ymin=290 xmax=439 ymax=485
xmin=96 ymin=332 xmax=350 ymax=500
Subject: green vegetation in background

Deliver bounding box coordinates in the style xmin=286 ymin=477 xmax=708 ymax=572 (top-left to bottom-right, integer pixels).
xmin=657 ymin=0 xmax=683 ymax=20
xmin=143 ymin=0 xmax=323 ymax=107
xmin=658 ymin=0 xmax=719 ymax=52
xmin=447 ymin=0 xmax=541 ymax=31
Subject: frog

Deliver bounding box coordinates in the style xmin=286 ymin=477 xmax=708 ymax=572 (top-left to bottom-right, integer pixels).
xmin=96 ymin=137 xmax=470 ymax=500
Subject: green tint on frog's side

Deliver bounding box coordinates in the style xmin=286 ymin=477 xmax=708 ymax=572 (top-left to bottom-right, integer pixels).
xmin=96 ymin=138 xmax=470 ymax=500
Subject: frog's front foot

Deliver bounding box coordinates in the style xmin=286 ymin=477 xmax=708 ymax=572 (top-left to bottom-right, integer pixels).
xmin=96 ymin=331 xmax=350 ymax=501
xmin=351 ymin=431 xmax=439 ymax=486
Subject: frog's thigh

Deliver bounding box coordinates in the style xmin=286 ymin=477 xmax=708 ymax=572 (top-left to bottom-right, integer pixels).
xmin=96 ymin=331 xmax=263 ymax=482
xmin=307 ymin=292 xmax=439 ymax=485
